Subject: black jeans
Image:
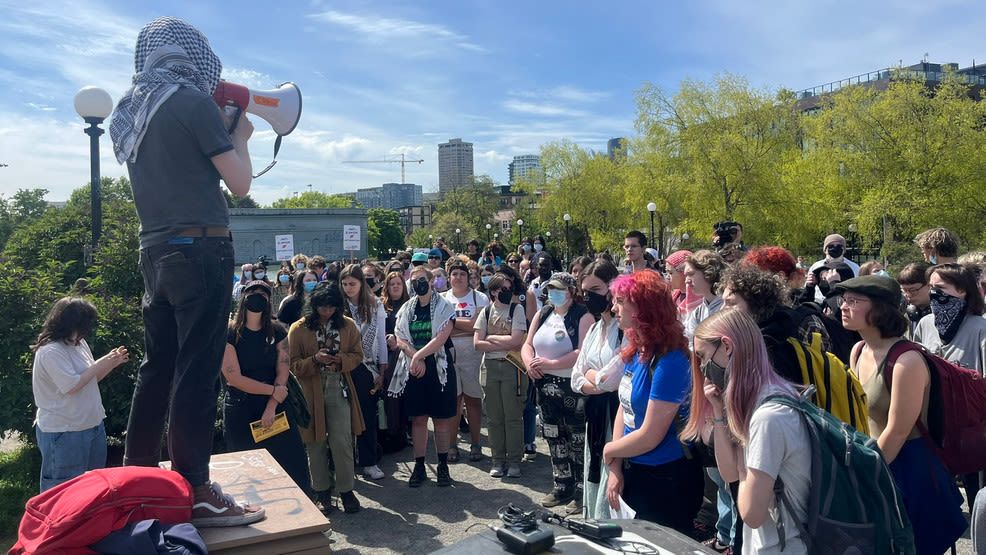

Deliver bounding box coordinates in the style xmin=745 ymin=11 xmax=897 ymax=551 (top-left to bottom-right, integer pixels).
xmin=623 ymin=456 xmax=705 ymax=535
xmin=124 ymin=236 xmax=234 ymax=486
xmin=351 ymin=364 xmax=380 ymax=467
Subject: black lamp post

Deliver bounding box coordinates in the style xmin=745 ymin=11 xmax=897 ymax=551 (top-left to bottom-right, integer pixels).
xmin=74 ymin=86 xmax=113 ymax=250
xmin=486 ymin=223 xmax=491 ymax=243
xmin=647 ymin=202 xmax=657 ymax=257
xmin=455 ymin=228 xmax=461 ymax=252
xmin=563 ymin=213 xmax=571 ymax=262
xmin=517 ymin=219 xmax=524 ymax=245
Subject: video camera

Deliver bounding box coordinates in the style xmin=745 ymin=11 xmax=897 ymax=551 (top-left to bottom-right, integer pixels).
xmin=712 ymin=221 xmax=740 ymax=249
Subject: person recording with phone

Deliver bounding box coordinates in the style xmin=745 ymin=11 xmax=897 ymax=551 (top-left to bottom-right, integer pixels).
xmin=110 ymin=16 xmax=260 ymax=527
xmin=289 ymin=281 xmax=365 ymax=514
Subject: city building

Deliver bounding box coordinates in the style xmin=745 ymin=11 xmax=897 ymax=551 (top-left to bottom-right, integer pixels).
xmin=607 ymin=137 xmax=627 ymax=161
xmin=508 ymin=155 xmax=542 ymax=186
xmin=796 ymin=60 xmax=986 ymax=112
xmin=229 ymin=208 xmax=368 ymax=264
xmin=399 ymin=205 xmax=433 ymax=236
xmin=352 ymin=182 xmax=422 ymax=211
xmin=438 ymin=138 xmax=474 ymax=195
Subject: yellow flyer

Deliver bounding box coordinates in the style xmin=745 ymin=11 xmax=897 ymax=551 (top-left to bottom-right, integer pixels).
xmin=250 ymin=411 xmax=289 ymax=442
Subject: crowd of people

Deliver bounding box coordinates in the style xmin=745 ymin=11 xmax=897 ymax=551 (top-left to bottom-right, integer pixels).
xmin=24 ymin=15 xmax=986 ymax=554
xmin=34 ymin=219 xmax=986 ymax=553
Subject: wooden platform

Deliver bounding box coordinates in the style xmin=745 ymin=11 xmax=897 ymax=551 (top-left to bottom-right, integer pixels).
xmin=164 ymin=448 xmax=331 ymax=554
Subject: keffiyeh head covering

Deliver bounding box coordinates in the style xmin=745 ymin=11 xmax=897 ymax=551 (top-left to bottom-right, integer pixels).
xmin=110 ymin=17 xmax=222 ymax=164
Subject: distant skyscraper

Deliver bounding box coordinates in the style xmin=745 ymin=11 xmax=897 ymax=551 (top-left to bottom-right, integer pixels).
xmin=353 ymin=183 xmax=422 ymax=211
xmin=438 ymin=138 xmax=474 ymax=195
xmin=508 ymin=155 xmax=542 ymax=186
xmin=607 ymin=137 xmax=627 ymax=161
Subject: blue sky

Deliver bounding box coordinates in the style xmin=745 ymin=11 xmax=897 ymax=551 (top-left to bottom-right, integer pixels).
xmin=1 ymin=0 xmax=984 ymax=206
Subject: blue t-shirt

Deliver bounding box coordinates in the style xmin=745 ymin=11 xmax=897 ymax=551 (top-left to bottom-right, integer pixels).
xmin=617 ymin=349 xmax=691 ymax=466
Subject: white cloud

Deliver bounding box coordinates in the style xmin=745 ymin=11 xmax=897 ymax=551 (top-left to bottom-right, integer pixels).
xmin=502 ymin=100 xmax=587 ymax=118
xmin=306 ymin=10 xmax=484 ymax=53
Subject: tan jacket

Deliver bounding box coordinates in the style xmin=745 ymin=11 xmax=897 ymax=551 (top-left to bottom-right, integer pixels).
xmin=289 ymin=317 xmax=366 ymax=443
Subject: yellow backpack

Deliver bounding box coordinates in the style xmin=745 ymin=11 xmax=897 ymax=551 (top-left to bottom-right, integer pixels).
xmin=786 ymin=332 xmax=870 ymax=435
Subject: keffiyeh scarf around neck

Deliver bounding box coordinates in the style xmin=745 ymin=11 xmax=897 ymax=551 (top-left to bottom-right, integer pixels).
xmin=387 ymin=293 xmax=455 ymax=397
xmin=110 ymin=17 xmax=222 ymax=164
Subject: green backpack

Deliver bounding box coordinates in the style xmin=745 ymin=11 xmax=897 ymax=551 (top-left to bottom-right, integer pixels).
xmin=764 ymin=389 xmax=915 ymax=555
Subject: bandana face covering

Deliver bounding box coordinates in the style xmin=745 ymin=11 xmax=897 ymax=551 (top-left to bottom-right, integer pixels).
xmin=930 ymin=288 xmax=966 ymax=344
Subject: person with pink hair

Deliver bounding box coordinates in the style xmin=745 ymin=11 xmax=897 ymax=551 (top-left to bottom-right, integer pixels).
xmin=683 ymin=308 xmax=809 ymax=553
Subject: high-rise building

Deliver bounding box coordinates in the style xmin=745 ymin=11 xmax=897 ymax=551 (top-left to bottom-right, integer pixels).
xmin=508 ymin=155 xmax=542 ymax=186
xmin=438 ymin=138 xmax=474 ymax=195
xmin=353 ymin=183 xmax=422 ymax=211
xmin=607 ymin=138 xmax=627 ymax=161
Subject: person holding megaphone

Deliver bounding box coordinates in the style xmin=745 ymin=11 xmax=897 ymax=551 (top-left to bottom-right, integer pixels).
xmin=110 ymin=16 xmax=263 ymax=528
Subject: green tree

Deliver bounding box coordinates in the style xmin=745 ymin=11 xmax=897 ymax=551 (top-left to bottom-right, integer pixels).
xmin=11 ymin=188 xmax=50 ymax=223
xmin=223 ymin=190 xmax=260 ymax=208
xmin=269 ymin=191 xmax=358 ymax=209
xmin=367 ymin=208 xmax=405 ymax=257
xmin=434 ymin=175 xmax=499 ymax=239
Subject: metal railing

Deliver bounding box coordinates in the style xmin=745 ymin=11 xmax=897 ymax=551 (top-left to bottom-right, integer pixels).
xmin=797 ymin=68 xmax=986 ymax=100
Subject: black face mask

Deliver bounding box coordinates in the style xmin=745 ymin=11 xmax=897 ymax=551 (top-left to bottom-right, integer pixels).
xmin=496 ymin=289 xmax=513 ymax=305
xmin=412 ymin=278 xmax=430 ymax=296
xmin=244 ymin=294 xmax=268 ymax=314
xmin=826 ymin=245 xmax=844 ymax=259
xmin=584 ymin=290 xmax=610 ymax=315
xmin=366 ymin=277 xmax=377 ymax=290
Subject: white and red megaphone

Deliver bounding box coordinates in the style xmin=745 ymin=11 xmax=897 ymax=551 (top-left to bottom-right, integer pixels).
xmin=213 ymin=80 xmax=302 ymax=136
xmin=213 ymin=81 xmax=302 ymax=176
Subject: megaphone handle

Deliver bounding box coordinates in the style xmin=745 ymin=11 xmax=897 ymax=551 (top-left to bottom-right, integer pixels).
xmin=226 ymin=105 xmax=243 ymax=136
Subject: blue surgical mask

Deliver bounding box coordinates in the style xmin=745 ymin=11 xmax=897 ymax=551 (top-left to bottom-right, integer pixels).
xmin=534 ymin=244 xmax=543 ymax=252
xmin=873 ymin=270 xmax=889 ymax=278
xmin=929 ymin=255 xmax=938 ymax=265
xmin=304 ymin=281 xmax=316 ymax=293
xmin=297 ymin=263 xmax=305 ymax=270
xmin=278 ymin=274 xmax=291 ymax=284
xmin=481 ymin=275 xmax=492 ymax=286
xmin=243 ymin=271 xmax=253 ymax=280
xmin=547 ymin=289 xmax=568 ymax=307
xmin=253 ymin=271 xmax=265 ymax=280
xmin=522 ymin=244 xmax=532 ymax=252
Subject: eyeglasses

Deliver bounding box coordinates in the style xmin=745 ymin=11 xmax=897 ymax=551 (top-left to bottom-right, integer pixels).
xmin=837 ymin=296 xmax=870 ymax=308
xmin=901 ymin=284 xmax=927 ymax=295
xmin=507 ymin=259 xmax=520 ymax=264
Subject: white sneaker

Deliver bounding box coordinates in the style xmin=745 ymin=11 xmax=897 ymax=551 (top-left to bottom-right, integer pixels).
xmin=362 ymin=465 xmax=385 ymax=480
xmin=506 ymin=464 xmax=521 ymax=478
xmin=489 ymin=462 xmax=506 ymax=477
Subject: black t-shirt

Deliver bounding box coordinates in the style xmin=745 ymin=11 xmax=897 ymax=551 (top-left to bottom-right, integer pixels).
xmin=127 ymin=87 xmax=233 ymax=248
xmin=410 ymin=302 xmax=433 ymax=350
xmin=226 ymin=324 xmax=288 ymax=398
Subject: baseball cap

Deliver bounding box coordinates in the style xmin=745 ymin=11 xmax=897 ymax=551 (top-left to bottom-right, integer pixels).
xmin=546 ymin=272 xmax=577 ymax=289
xmin=411 ymin=252 xmax=428 ymax=264
xmin=428 ymin=248 xmax=442 ymax=258
xmin=834 ymin=275 xmax=901 ymax=305
xmin=242 ymin=280 xmax=272 ymax=296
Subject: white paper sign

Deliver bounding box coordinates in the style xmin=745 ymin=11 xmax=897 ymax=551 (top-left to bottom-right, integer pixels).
xmin=343 ymin=225 xmax=361 ymax=251
xmin=275 ymin=234 xmax=294 ymax=261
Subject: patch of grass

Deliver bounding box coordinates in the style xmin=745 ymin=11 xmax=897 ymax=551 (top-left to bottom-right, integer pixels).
xmin=0 ymin=445 xmax=40 ymax=547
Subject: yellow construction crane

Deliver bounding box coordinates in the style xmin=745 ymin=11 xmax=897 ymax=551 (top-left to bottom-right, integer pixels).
xmin=342 ymin=153 xmax=424 ymax=184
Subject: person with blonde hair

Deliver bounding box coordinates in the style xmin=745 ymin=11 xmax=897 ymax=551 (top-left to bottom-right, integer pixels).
xmin=914 ymin=227 xmax=960 ymax=265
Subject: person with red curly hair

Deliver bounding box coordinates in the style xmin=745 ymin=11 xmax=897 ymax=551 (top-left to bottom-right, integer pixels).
xmin=602 ymin=271 xmax=703 ymax=533
xmin=743 ymin=246 xmax=804 ymax=288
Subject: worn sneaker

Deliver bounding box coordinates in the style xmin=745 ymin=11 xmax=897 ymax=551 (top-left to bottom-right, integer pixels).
xmin=314 ymin=490 xmax=335 ymax=514
xmin=191 ymin=481 xmax=266 ymax=527
xmin=506 ymin=464 xmax=522 ymax=478
xmin=408 ymin=464 xmax=427 ymax=488
xmin=362 ymin=465 xmax=386 ymax=480
xmin=703 ymin=537 xmax=732 ymax=554
xmin=564 ymin=498 xmax=582 ymax=516
xmin=436 ymin=462 xmax=452 ymax=487
xmin=489 ymin=462 xmax=506 ymax=478
xmin=340 ymin=490 xmax=361 ymax=514
xmin=523 ymin=444 xmax=537 ymax=462
xmin=540 ymin=487 xmax=574 ymax=508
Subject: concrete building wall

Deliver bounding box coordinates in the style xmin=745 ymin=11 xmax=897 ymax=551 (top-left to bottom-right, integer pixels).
xmin=229 ymin=208 xmax=368 ymax=264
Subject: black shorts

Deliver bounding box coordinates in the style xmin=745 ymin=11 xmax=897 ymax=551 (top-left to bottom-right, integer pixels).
xmin=404 ymin=355 xmax=457 ymax=418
